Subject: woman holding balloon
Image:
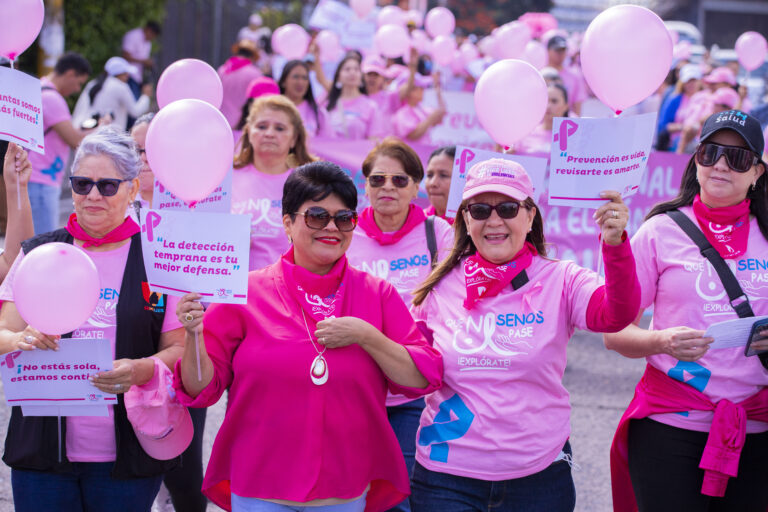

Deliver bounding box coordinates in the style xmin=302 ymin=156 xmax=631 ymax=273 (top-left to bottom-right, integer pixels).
xmin=0 ymin=128 xmax=186 ymax=512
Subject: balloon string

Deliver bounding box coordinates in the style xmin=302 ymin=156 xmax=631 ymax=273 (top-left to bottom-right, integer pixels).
xmin=195 ymin=330 xmax=202 ymax=381
xmin=16 ymin=180 xmax=21 ymax=210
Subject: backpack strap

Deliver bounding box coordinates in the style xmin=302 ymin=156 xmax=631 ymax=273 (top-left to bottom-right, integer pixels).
xmin=511 ymin=270 xmax=529 ymax=290
xmin=425 ymin=215 xmax=438 ymax=269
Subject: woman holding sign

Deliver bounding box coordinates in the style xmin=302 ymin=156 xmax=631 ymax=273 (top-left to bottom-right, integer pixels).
xmin=0 ymin=128 xmax=186 ymax=512
xmin=409 ymin=158 xmax=640 ymax=511
xmin=174 ymin=161 xmax=443 ymax=512
xmin=604 ymin=111 xmax=768 ymax=512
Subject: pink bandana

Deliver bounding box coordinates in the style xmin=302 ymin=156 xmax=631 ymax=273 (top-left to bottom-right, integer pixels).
xmin=692 ymin=195 xmax=751 ymax=259
xmin=65 ymin=213 xmax=140 ymax=248
xmin=425 ymin=205 xmax=454 ymax=225
xmin=463 ymin=242 xmax=536 ymax=310
xmin=280 ymin=248 xmax=348 ymax=322
xmin=358 ymin=204 xmax=427 ymax=246
xmin=219 ymin=56 xmax=252 ymax=76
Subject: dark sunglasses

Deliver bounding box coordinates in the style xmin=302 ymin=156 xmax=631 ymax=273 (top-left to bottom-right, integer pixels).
xmin=69 ymin=176 xmax=130 ymax=197
xmin=295 ymin=206 xmax=358 ymax=232
xmin=695 ymin=142 xmax=759 ymax=173
xmin=367 ymin=174 xmax=411 ymax=188
xmin=466 ymin=201 xmax=523 ymax=221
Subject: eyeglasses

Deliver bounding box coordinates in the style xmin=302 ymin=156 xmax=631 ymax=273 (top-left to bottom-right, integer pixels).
xmin=695 ymin=142 xmax=759 ymax=173
xmin=367 ymin=174 xmax=411 ymax=188
xmin=295 ymin=206 xmax=358 ymax=232
xmin=466 ymin=201 xmax=524 ymax=221
xmin=69 ymin=176 xmax=130 ymax=197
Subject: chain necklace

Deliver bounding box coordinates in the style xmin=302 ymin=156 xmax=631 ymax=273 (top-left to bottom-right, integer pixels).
xmin=301 ymin=308 xmax=329 ymax=385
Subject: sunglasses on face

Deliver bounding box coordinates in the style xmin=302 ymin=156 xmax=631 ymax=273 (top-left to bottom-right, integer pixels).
xmin=695 ymin=142 xmax=759 ymax=173
xmin=367 ymin=174 xmax=411 ymax=188
xmin=466 ymin=201 xmax=523 ymax=221
xmin=69 ymin=176 xmax=130 ymax=197
xmin=295 ymin=206 xmax=358 ymax=232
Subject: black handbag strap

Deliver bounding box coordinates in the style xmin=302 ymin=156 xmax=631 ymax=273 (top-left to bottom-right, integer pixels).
xmin=425 ymin=215 xmax=438 ymax=269
xmin=511 ymin=270 xmax=529 ymax=290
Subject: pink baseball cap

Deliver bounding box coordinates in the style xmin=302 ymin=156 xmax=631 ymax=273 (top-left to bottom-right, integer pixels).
xmin=124 ymin=357 xmax=193 ymax=461
xmin=246 ymin=76 xmax=280 ymax=99
xmin=462 ymin=158 xmax=534 ymax=202
xmin=704 ymin=66 xmax=737 ymax=86
xmin=712 ymin=87 xmax=739 ymax=109
xmin=361 ymin=55 xmax=387 ymax=76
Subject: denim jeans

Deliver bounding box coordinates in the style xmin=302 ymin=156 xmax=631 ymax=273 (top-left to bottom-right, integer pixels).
xmin=410 ymin=441 xmax=576 ymax=512
xmin=231 ymin=493 xmax=366 ymax=512
xmin=387 ymin=397 xmax=426 ymax=512
xmin=28 ymin=181 xmax=61 ymax=234
xmin=12 ymin=462 xmax=162 ymax=512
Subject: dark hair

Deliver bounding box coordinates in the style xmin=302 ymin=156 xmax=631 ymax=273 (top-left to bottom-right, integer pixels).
xmin=54 ymin=52 xmax=91 ymax=76
xmin=236 ymin=46 xmax=257 ymax=59
xmin=645 ymin=151 xmax=768 ymax=240
xmin=549 ymin=83 xmax=570 ymax=117
xmin=326 ymin=56 xmax=367 ymax=112
xmin=279 ymin=60 xmax=321 ymax=134
xmin=362 ymin=137 xmax=424 ymax=182
xmin=236 ymin=98 xmax=254 ymax=130
xmin=145 ymin=21 xmax=162 ymax=36
xmin=428 ymin=145 xmax=456 ymax=164
xmin=412 ymin=196 xmax=547 ymax=306
xmin=88 ymin=72 xmax=109 ymax=104
xmin=282 ymin=161 xmax=358 ymax=217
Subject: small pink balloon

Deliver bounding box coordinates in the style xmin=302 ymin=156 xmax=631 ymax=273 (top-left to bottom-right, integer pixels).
xmin=425 ymin=7 xmax=456 ymax=38
xmin=350 ymin=0 xmax=375 ymax=19
xmin=0 ymin=0 xmax=44 ymax=60
xmin=581 ymin=5 xmax=672 ymax=112
xmin=431 ymin=35 xmax=457 ymax=67
xmin=474 ymin=59 xmax=547 ymax=145
xmin=450 ymin=50 xmax=465 ymax=74
xmin=478 ymin=36 xmax=496 ymax=56
xmin=14 ymin=243 xmax=100 ymax=335
xmin=406 ymin=10 xmax=424 ymax=27
xmin=521 ymin=40 xmax=547 ymax=69
xmin=492 ymin=22 xmax=531 ymax=60
xmin=518 ymin=12 xmax=558 ymax=39
xmin=157 ymin=59 xmax=224 ymax=109
xmin=735 ymin=31 xmax=768 ymax=72
xmin=316 ymin=30 xmax=342 ymax=62
xmin=460 ymin=41 xmax=480 ymax=65
xmin=274 ymin=24 xmax=310 ymax=60
xmin=270 ymin=25 xmax=288 ymax=55
xmin=410 ymin=29 xmax=430 ymax=53
xmin=146 ymin=99 xmax=234 ymax=203
xmin=375 ymin=24 xmax=411 ymax=59
xmin=378 ymin=6 xmax=406 ymax=27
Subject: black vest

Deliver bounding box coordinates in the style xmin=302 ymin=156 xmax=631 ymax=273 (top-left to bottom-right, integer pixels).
xmin=4 ymin=230 xmax=179 ymax=478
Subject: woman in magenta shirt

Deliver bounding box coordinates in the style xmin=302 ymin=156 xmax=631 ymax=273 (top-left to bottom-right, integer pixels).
xmin=409 ymin=158 xmax=640 ymax=511
xmin=324 ymin=57 xmax=384 ymax=140
xmin=174 ymin=162 xmax=443 ymax=512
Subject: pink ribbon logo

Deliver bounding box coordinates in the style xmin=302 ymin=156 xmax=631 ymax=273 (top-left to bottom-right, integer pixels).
xmin=142 ymin=211 xmax=162 ymax=242
xmin=553 ymin=119 xmax=578 ymax=152
xmin=456 ymin=148 xmax=476 ymax=177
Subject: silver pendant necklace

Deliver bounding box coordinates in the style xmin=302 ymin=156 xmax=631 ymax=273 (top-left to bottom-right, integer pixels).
xmin=301 ymin=308 xmax=328 ymax=385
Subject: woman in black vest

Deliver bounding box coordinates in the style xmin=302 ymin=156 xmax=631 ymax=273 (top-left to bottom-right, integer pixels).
xmin=0 ymin=127 xmax=185 ymax=512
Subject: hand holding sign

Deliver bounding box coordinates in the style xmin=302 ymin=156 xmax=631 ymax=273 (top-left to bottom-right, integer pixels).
xmin=592 ymin=191 xmax=628 ymax=245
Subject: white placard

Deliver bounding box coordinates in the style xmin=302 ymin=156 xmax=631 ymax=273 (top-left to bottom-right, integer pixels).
xmin=547 ymin=112 xmax=657 ymax=208
xmin=0 ymin=67 xmax=45 ymax=154
xmin=445 ymin=145 xmax=548 ymax=219
xmin=152 ymin=168 xmax=232 ymax=213
xmin=140 ymin=209 xmax=250 ymax=304
xmin=704 ymin=315 xmax=768 ymax=350
xmin=309 ymin=0 xmax=353 ymax=30
xmin=422 ymin=90 xmax=496 ymax=150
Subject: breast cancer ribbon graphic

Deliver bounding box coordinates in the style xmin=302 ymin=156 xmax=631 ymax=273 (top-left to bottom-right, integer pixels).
xmin=455 ymin=148 xmax=476 ymax=177
xmin=553 ymin=119 xmax=578 ymax=152
xmin=418 ymin=394 xmax=475 ymax=463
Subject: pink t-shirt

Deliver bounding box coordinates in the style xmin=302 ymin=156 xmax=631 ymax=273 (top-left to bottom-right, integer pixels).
xmin=0 ymin=241 xmax=182 ymax=461
xmin=29 ymin=80 xmax=72 ymax=187
xmin=218 ymin=64 xmax=263 ymax=129
xmin=558 ymin=66 xmax=588 ymax=106
xmin=393 ymin=104 xmax=433 ymax=145
xmin=631 ymin=207 xmax=768 ymax=434
xmin=230 ymin=164 xmax=292 ymax=270
xmin=296 ymin=100 xmax=329 ymax=138
xmin=325 ymin=95 xmax=384 ymax=140
xmin=411 ymin=255 xmax=602 ymax=480
xmin=369 ymin=89 xmax=402 ymax=134
xmin=515 ymin=125 xmax=552 ymax=155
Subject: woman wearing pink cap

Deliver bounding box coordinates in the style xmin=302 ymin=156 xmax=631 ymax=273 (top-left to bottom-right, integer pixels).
xmin=409 ymin=158 xmax=640 ymax=511
xmin=324 ymin=56 xmax=384 ymax=140
xmin=279 ymin=60 xmax=329 ymax=138
xmin=174 ymin=161 xmax=443 ymax=512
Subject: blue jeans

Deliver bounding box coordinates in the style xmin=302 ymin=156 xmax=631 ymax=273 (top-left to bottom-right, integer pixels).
xmin=387 ymin=397 xmax=426 ymax=512
xmin=12 ymin=462 xmax=162 ymax=512
xmin=231 ymin=493 xmax=366 ymax=512
xmin=410 ymin=441 xmax=576 ymax=512
xmin=28 ymin=181 xmax=61 ymax=234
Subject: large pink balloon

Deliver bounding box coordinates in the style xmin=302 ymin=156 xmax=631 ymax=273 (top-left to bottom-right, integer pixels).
xmin=378 ymin=6 xmax=406 ymax=27
xmin=410 ymin=30 xmax=431 ymax=53
xmin=581 ymin=5 xmax=672 ymax=112
xmin=14 ymin=243 xmax=99 ymax=335
xmin=157 ymin=59 xmax=223 ymax=109
xmin=375 ymin=24 xmax=411 ymax=59
xmin=270 ymin=25 xmax=288 ymax=55
xmin=146 ymin=99 xmax=233 ymax=203
xmin=735 ymin=32 xmax=768 ymax=72
xmin=474 ymin=59 xmax=547 ymax=145
xmin=521 ymin=40 xmax=547 ymax=69
xmin=350 ymin=0 xmax=375 ymax=19
xmin=316 ymin=30 xmax=342 ymax=62
xmin=460 ymin=41 xmax=480 ymax=65
xmin=431 ymin=35 xmax=457 ymax=67
xmin=0 ymin=0 xmax=44 ymax=60
xmin=491 ymin=22 xmax=531 ymax=60
xmin=425 ymin=7 xmax=455 ymax=38
xmin=406 ymin=10 xmax=424 ymax=27
xmin=274 ymin=24 xmax=310 ymax=60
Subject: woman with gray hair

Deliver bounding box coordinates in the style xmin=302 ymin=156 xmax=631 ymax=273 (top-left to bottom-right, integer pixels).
xmin=0 ymin=127 xmax=186 ymax=512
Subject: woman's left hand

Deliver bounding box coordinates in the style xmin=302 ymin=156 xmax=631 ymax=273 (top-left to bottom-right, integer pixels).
xmin=593 ymin=190 xmax=629 ymax=246
xmin=314 ymin=316 xmax=375 ymax=349
xmin=90 ymin=358 xmax=137 ymax=394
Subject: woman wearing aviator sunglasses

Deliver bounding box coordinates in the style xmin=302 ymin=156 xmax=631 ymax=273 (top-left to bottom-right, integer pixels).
xmin=174 ymin=161 xmax=442 ymax=512
xmin=409 ymin=158 xmax=640 ymax=512
xmin=0 ymin=128 xmax=186 ymax=511
xmin=605 ymin=111 xmax=768 ymax=512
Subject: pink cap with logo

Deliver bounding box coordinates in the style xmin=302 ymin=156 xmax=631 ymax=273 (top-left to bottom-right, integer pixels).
xmin=462 ymin=158 xmax=534 ymax=202
xmin=361 ymin=55 xmax=387 ymax=76
xmin=704 ymin=66 xmax=737 ymax=86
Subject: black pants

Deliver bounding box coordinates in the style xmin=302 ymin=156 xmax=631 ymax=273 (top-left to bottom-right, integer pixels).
xmin=628 ymin=417 xmax=768 ymax=512
xmin=164 ymin=406 xmax=208 ymax=512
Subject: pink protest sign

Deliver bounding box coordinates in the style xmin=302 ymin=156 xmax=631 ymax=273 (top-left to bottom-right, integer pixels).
xmin=0 ymin=67 xmax=45 ymax=154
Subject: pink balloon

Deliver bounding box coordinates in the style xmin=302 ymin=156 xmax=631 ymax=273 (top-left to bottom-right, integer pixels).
xmin=406 ymin=10 xmax=424 ymax=27
xmin=431 ymin=35 xmax=457 ymax=67
xmin=518 ymin=12 xmax=558 ymax=39
xmin=735 ymin=31 xmax=768 ymax=72
xmin=478 ymin=36 xmax=496 ymax=57
xmin=492 ymin=22 xmax=531 ymax=60
xmin=460 ymin=41 xmax=480 ymax=65
xmin=410 ymin=29 xmax=430 ymax=53
xmin=425 ymin=7 xmax=455 ymax=38
xmin=316 ymin=30 xmax=342 ymax=62
xmin=350 ymin=0 xmax=375 ymax=19
xmin=521 ymin=40 xmax=547 ymax=69
xmin=271 ymin=25 xmax=288 ymax=55
xmin=14 ymin=243 xmax=99 ymax=335
xmin=274 ymin=24 xmax=310 ymax=60
xmin=0 ymin=0 xmax=44 ymax=61
xmin=157 ymin=59 xmax=223 ymax=109
xmin=673 ymin=41 xmax=692 ymax=61
xmin=378 ymin=6 xmax=406 ymax=27
xmin=474 ymin=59 xmax=547 ymax=145
xmin=450 ymin=50 xmax=465 ymax=74
xmin=581 ymin=5 xmax=672 ymax=112
xmin=375 ymin=24 xmax=411 ymax=59
xmin=146 ymin=99 xmax=234 ymax=203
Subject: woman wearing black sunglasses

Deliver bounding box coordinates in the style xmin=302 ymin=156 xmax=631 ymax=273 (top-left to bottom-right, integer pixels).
xmin=605 ymin=110 xmax=768 ymax=512
xmin=409 ymin=158 xmax=640 ymax=512
xmin=173 ymin=161 xmax=442 ymax=512
xmin=0 ymin=128 xmax=186 ymax=511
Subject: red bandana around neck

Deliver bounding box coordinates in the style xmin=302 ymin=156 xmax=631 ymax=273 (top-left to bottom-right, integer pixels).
xmin=692 ymin=195 xmax=751 ymax=259
xmin=358 ymin=204 xmax=427 ymax=246
xmin=280 ymin=248 xmax=348 ymax=323
xmin=463 ymin=242 xmax=536 ymax=310
xmin=219 ymin=56 xmax=252 ymax=75
xmin=66 ymin=213 xmax=140 ymax=248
